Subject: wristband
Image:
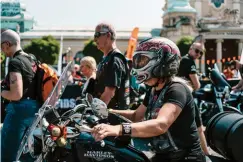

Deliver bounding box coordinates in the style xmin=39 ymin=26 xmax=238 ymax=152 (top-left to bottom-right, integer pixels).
xmin=121 ymin=123 xmax=132 ymax=136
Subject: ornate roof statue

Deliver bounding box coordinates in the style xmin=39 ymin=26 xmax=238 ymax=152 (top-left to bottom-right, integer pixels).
xmin=163 ymin=0 xmax=196 ymax=16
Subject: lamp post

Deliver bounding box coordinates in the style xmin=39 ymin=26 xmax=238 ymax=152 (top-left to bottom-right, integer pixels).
xmin=66 ymin=47 xmax=73 ymax=62
xmin=61 ymin=47 xmax=73 ymax=72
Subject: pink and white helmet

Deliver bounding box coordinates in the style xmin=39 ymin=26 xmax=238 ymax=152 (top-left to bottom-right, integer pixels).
xmin=132 ymin=37 xmax=181 ymax=83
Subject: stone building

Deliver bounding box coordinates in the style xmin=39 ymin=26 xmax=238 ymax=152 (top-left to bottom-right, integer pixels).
xmin=161 ymin=0 xmax=243 ymax=72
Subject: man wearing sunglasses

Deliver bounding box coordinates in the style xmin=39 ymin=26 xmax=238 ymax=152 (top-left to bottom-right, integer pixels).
xmin=178 ymin=42 xmax=210 ymax=155
xmin=178 ymin=42 xmax=204 ymax=90
xmin=1 ymin=29 xmax=39 ymax=161
xmin=93 ymin=23 xmax=130 ymax=114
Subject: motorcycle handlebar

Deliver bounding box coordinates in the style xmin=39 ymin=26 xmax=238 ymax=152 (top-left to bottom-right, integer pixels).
xmin=72 ymin=104 xmax=87 ymax=113
xmin=71 ymin=117 xmax=106 ymax=147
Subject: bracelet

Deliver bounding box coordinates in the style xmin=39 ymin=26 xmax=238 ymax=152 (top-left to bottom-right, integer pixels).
xmin=121 ymin=123 xmax=132 ymax=136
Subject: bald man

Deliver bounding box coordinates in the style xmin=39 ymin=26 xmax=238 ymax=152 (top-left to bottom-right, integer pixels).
xmin=178 ymin=42 xmax=205 ymax=90
xmin=1 ymin=29 xmax=39 ymax=161
xmin=177 ymin=42 xmax=210 ymax=155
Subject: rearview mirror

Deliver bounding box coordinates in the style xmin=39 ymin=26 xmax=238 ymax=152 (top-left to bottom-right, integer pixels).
xmin=86 ymin=93 xmax=93 ymax=105
xmin=91 ymin=98 xmax=108 ymax=119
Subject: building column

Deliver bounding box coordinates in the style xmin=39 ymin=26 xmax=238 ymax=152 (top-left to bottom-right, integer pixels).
xmin=200 ymin=53 xmax=205 ymax=74
xmin=194 ymin=0 xmax=202 ymax=18
xmin=199 ymin=39 xmax=206 ymax=74
xmin=200 ymin=39 xmax=206 ymax=74
xmin=238 ymin=39 xmax=243 ymax=57
xmin=216 ymin=39 xmax=223 ymax=71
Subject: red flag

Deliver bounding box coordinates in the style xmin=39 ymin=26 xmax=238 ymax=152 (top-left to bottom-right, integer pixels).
xmin=126 ymin=27 xmax=139 ymax=60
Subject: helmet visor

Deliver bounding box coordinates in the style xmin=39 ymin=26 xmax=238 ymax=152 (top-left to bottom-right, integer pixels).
xmin=132 ymin=51 xmax=156 ymax=69
xmin=132 ymin=54 xmax=150 ymax=69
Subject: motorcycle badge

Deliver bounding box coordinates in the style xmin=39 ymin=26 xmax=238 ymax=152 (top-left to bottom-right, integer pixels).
xmin=84 ymin=151 xmax=114 ymax=161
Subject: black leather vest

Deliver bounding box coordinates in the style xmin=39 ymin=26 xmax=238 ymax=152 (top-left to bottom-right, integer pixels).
xmin=145 ymin=83 xmax=179 ymax=154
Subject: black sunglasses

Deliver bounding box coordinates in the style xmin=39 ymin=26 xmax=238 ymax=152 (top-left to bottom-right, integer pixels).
xmin=94 ymin=31 xmax=109 ymax=38
xmin=194 ymin=48 xmax=204 ymax=56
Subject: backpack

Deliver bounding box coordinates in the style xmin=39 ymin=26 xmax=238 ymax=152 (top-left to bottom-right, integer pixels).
xmin=35 ymin=61 xmax=58 ymax=104
xmin=20 ymin=53 xmax=58 ymax=104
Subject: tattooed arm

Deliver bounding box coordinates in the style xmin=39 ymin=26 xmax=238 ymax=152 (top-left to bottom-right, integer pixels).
xmin=1 ymin=72 xmax=23 ymax=101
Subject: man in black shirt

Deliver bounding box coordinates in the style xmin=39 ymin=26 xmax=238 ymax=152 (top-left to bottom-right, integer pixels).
xmin=178 ymin=42 xmax=210 ymax=155
xmin=93 ymin=23 xmax=130 ymax=110
xmin=1 ymin=29 xmax=39 ymax=161
xmin=178 ymin=42 xmax=205 ymax=90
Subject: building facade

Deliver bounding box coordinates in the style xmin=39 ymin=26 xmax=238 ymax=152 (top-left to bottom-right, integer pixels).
xmin=161 ymin=0 xmax=243 ymax=72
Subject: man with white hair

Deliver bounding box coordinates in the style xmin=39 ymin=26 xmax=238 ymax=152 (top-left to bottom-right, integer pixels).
xmin=1 ymin=29 xmax=39 ymax=161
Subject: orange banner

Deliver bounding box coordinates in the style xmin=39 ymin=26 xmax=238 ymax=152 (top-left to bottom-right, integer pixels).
xmin=126 ymin=27 xmax=139 ymax=60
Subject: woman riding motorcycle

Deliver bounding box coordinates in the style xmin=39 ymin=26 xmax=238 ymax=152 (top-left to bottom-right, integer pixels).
xmin=91 ymin=37 xmax=206 ymax=162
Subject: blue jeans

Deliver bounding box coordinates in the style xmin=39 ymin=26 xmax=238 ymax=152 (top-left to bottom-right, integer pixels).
xmin=1 ymin=99 xmax=39 ymax=162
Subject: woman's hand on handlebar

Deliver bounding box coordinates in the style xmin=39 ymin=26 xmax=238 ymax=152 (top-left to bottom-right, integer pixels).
xmin=91 ymin=123 xmax=121 ymax=141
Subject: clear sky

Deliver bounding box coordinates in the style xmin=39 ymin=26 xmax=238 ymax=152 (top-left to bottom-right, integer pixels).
xmin=21 ymin=0 xmax=165 ymax=29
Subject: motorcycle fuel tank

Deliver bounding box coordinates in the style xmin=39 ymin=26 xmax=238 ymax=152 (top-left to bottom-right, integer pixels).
xmin=75 ymin=132 xmax=150 ymax=162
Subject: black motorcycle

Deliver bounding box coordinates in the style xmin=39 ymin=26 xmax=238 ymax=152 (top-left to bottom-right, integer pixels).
xmin=21 ymin=93 xmax=152 ymax=162
xmin=194 ymin=64 xmax=242 ymax=125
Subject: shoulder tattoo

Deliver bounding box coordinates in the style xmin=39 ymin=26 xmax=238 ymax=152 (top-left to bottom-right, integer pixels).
xmin=10 ymin=73 xmax=21 ymax=84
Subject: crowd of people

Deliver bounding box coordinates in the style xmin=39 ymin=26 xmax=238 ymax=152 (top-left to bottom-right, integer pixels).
xmin=223 ymin=61 xmax=240 ymax=80
xmin=1 ymin=22 xmax=243 ymax=162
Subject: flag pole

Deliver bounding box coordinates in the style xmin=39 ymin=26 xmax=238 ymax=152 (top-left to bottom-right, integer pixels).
xmin=58 ymin=34 xmax=63 ymax=76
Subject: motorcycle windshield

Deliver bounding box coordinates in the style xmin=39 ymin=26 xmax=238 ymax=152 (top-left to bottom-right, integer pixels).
xmin=210 ymin=64 xmax=231 ymax=91
xmin=16 ymin=61 xmax=74 ymax=161
xmin=43 ymin=61 xmax=73 ymax=108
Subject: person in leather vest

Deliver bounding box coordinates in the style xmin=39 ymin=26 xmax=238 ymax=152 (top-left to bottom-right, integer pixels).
xmin=92 ymin=37 xmax=206 ymax=162
xmin=1 ymin=29 xmax=39 ymax=161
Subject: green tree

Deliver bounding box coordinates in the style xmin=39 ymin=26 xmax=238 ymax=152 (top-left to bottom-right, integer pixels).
xmin=23 ymin=35 xmax=59 ymax=64
xmin=82 ymin=39 xmax=103 ymax=64
xmin=176 ymin=36 xmax=193 ymax=57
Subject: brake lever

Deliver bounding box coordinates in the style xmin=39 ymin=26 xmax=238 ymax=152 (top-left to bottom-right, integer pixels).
xmin=75 ymin=124 xmax=92 ymax=132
